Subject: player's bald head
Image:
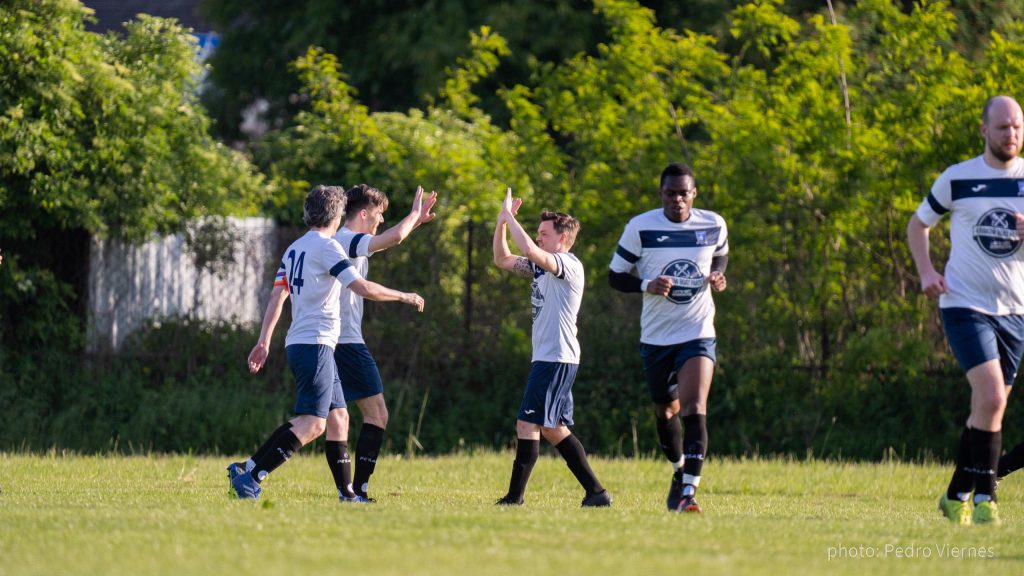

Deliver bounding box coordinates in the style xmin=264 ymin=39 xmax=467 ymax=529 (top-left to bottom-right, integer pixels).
xmin=982 ymin=96 xmax=1022 ymax=125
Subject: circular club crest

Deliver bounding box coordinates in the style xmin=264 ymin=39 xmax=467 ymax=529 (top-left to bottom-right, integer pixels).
xmin=661 ymin=259 xmax=705 ymax=304
xmin=973 ymin=208 xmax=1022 ymax=258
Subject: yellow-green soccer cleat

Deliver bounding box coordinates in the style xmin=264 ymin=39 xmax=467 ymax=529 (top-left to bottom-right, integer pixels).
xmin=972 ymin=500 xmax=1000 ymax=525
xmin=938 ymin=494 xmax=971 ymax=525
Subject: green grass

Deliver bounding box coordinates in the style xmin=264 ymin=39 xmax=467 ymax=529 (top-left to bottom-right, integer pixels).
xmin=1 ymin=451 xmax=1022 ymax=575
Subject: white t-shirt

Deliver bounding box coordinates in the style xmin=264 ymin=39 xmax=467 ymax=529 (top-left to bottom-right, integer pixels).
xmin=609 ymin=208 xmax=729 ymax=346
xmin=915 ymin=155 xmax=1024 ymax=315
xmin=333 ymin=226 xmax=375 ymax=344
xmin=276 ymin=230 xmax=361 ymax=347
xmin=530 ymin=252 xmax=584 ymax=364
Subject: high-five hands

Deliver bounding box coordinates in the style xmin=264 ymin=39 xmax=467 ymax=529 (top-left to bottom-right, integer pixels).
xmin=413 ymin=186 xmax=439 ymax=225
xmin=500 ymin=187 xmax=523 ymax=221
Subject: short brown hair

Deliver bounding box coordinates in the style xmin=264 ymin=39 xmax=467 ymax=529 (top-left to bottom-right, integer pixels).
xmin=345 ymin=184 xmax=389 ymax=220
xmin=540 ymin=211 xmax=580 ymax=247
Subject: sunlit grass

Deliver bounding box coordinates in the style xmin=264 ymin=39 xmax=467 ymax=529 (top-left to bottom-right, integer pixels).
xmin=0 ymin=452 xmax=1022 ymax=575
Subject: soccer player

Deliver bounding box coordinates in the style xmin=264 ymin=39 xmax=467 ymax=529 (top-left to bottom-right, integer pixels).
xmin=492 ymin=188 xmax=612 ymax=508
xmin=907 ymin=95 xmax=1024 ymax=525
xmin=333 ymin=183 xmax=437 ymax=501
xmin=608 ymin=163 xmax=728 ymax=513
xmin=229 ymin=184 xmax=425 ymax=501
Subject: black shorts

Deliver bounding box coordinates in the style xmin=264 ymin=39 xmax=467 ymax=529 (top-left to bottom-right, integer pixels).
xmin=640 ymin=339 xmax=716 ymax=404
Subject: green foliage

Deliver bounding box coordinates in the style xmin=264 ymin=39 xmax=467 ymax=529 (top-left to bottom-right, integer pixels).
xmin=0 ymin=0 xmax=265 ymax=242
xmin=7 ymin=0 xmax=1024 ymax=458
xmin=246 ymin=0 xmax=1024 ymax=460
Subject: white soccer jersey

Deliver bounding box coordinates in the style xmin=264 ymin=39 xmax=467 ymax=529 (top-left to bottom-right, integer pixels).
xmin=334 ymin=227 xmax=375 ymax=344
xmin=915 ymin=155 xmax=1024 ymax=314
xmin=275 ymin=230 xmax=362 ymax=347
xmin=529 ymin=252 xmax=584 ymax=364
xmin=609 ymin=208 xmax=729 ymax=346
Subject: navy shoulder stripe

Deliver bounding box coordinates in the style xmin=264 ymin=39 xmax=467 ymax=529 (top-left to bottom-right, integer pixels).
xmin=640 ymin=228 xmax=721 ymax=249
xmin=926 ymin=192 xmax=947 ymax=215
xmin=348 ymin=233 xmax=367 ymax=258
xmin=330 ymin=259 xmax=353 ymax=278
xmin=615 ymin=245 xmax=640 ymax=264
xmin=951 ymin=178 xmax=1024 ymax=201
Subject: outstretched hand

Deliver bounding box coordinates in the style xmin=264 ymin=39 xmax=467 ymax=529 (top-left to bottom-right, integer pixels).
xmin=403 ymin=292 xmax=425 ymax=312
xmin=500 ymin=187 xmax=523 ymax=221
xmin=414 ymin=186 xmax=439 ymax=225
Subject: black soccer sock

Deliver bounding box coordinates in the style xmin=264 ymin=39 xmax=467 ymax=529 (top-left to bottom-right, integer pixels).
xmin=681 ymin=414 xmax=708 ymax=486
xmin=326 ymin=440 xmax=355 ymax=498
xmin=946 ymin=427 xmax=975 ymax=500
xmin=353 ymin=423 xmax=385 ymax=497
xmin=251 ymin=429 xmax=302 ymax=483
xmin=970 ymin=428 xmax=1001 ymax=501
xmin=655 ymin=415 xmax=683 ymax=465
xmin=249 ymin=422 xmax=294 ymax=465
xmin=555 ymin=434 xmax=605 ymax=495
xmin=505 ymin=439 xmax=539 ymax=502
xmin=998 ymin=440 xmax=1024 ymax=478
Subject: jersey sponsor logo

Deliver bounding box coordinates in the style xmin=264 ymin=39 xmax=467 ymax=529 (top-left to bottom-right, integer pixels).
xmin=661 ymin=259 xmax=704 ymax=304
xmin=973 ymin=208 xmax=1021 ymax=257
xmin=972 ymin=184 xmax=988 ymax=193
xmin=524 ymin=409 xmax=536 ymax=415
xmin=640 ymin=228 xmax=721 ymax=249
xmin=1018 ymin=181 xmax=1024 ymax=196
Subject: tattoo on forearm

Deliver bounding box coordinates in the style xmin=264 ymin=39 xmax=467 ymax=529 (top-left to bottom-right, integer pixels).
xmin=513 ymin=257 xmax=533 ymax=278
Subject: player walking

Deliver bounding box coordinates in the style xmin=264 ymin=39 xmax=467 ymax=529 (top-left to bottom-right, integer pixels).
xmin=229 ymin=185 xmax=424 ymax=501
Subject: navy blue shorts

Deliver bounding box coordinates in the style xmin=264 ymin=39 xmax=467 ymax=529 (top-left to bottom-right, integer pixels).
xmin=286 ymin=344 xmax=346 ymax=417
xmin=640 ymin=339 xmax=717 ymax=404
xmin=517 ymin=361 xmax=578 ymax=428
xmin=334 ymin=343 xmax=384 ymax=402
xmin=941 ymin=307 xmax=1024 ymax=386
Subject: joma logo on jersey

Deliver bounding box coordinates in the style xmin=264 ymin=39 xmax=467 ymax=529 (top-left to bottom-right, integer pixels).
xmin=662 ymin=259 xmax=704 ymax=305
xmin=973 ymin=208 xmax=1021 ymax=258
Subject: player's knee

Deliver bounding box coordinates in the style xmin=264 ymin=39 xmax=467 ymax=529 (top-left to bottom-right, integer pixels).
xmin=294 ymin=418 xmax=327 ymax=444
xmin=654 ymin=405 xmax=678 ymax=420
xmin=978 ymin=392 xmax=1008 ymax=417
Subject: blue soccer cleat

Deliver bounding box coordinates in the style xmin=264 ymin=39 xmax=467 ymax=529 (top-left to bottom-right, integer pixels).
xmin=230 ymin=470 xmax=262 ymax=500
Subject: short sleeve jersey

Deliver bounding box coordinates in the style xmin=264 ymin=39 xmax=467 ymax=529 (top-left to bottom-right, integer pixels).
xmin=530 ymin=252 xmax=584 ymax=364
xmin=609 ymin=208 xmax=729 ymax=346
xmin=915 ymin=155 xmax=1024 ymax=315
xmin=275 ymin=230 xmax=362 ymax=347
xmin=333 ymin=226 xmax=375 ymax=344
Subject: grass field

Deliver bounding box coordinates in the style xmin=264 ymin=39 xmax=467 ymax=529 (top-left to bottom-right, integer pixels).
xmin=1 ymin=451 xmax=1022 ymax=576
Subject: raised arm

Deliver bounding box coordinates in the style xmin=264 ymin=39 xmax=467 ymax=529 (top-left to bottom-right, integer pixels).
xmin=367 ymin=187 xmax=438 ymax=253
xmin=247 ymin=284 xmax=289 ymax=373
xmin=493 ymin=190 xmax=533 ymax=277
xmin=501 ymin=188 xmax=560 ymax=274
xmin=348 ymin=278 xmax=425 ymax=312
